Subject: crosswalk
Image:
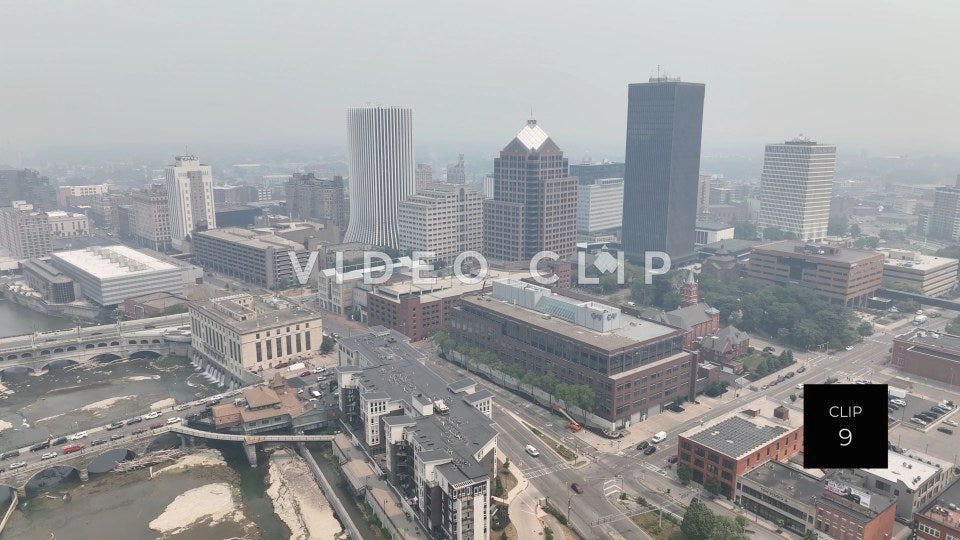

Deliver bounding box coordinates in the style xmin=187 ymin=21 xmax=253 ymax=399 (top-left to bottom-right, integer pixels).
xmin=602 ymin=478 xmax=621 ymax=497
xmin=522 ymin=461 xmax=570 ymax=479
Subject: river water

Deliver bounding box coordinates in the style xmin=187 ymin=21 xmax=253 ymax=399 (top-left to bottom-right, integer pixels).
xmin=0 ymin=300 xmax=75 ymax=338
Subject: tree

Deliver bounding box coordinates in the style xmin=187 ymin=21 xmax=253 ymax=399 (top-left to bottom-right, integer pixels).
xmin=161 ymin=304 xmax=188 ymax=316
xmin=680 ymin=501 xmax=717 ymax=540
xmin=947 ymin=317 xmax=960 ymax=335
xmin=703 ymin=475 xmax=721 ymax=496
xmin=827 ymin=214 xmax=849 ymax=236
xmin=676 ymin=463 xmax=692 ymax=485
xmin=713 ymin=516 xmax=749 ymax=540
xmin=852 ymin=236 xmax=880 ymax=249
xmin=804 ymin=531 xmax=819 ymax=540
xmin=763 ymin=227 xmax=798 ymax=240
xmin=937 ymin=245 xmax=960 ymax=259
xmin=733 ymin=221 xmax=759 ymax=240
xmin=320 ymin=335 xmax=335 ymax=353
xmin=857 ymin=321 xmax=873 ymax=336
xmin=849 ymin=223 xmax=862 ymax=237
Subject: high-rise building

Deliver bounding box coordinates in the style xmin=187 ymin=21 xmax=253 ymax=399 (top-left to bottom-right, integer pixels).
xmin=57 ymin=183 xmax=110 ymax=207
xmin=757 ymin=137 xmax=836 ymax=241
xmin=414 ymin=163 xmax=433 ymax=190
xmin=0 ymin=201 xmax=52 ymax=259
xmin=343 ymin=105 xmax=416 ymax=249
xmin=576 ymin=177 xmax=624 ymax=235
xmin=0 ymin=169 xmax=57 ymax=210
xmin=569 ymin=161 xmax=625 ymax=185
xmin=697 ymin=174 xmax=711 ymax=216
xmin=446 ymin=154 xmax=466 ymax=184
xmin=483 ymin=119 xmax=577 ymax=263
xmin=398 ymin=182 xmax=484 ymax=266
xmin=284 ymin=173 xmax=347 ymax=234
xmin=927 ymin=175 xmax=960 ymax=242
xmin=130 ymin=184 xmax=172 ymax=251
xmin=165 ymin=155 xmax=217 ymax=249
xmin=622 ymin=76 xmax=705 ymax=264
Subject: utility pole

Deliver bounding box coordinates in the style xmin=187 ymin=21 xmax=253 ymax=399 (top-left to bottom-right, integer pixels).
xmin=567 ymin=494 xmax=571 ymax=523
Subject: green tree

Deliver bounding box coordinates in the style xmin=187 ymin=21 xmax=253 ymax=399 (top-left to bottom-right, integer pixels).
xmin=852 ymin=236 xmax=880 ymax=249
xmin=320 ymin=335 xmax=335 ymax=353
xmin=713 ymin=516 xmax=748 ymax=540
xmin=849 ymin=223 xmax=862 ymax=237
xmin=763 ymin=227 xmax=798 ymax=240
xmin=857 ymin=321 xmax=873 ymax=336
xmin=703 ymin=475 xmax=721 ymax=496
xmin=936 ymin=245 xmax=960 ymax=259
xmin=804 ymin=531 xmax=819 ymax=540
xmin=676 ymin=463 xmax=692 ymax=485
xmin=733 ymin=221 xmax=759 ymax=240
xmin=827 ymin=214 xmax=849 ymax=236
xmin=947 ymin=317 xmax=960 ymax=335
xmin=161 ymin=304 xmax=188 ymax=316
xmin=680 ymin=501 xmax=716 ymax=540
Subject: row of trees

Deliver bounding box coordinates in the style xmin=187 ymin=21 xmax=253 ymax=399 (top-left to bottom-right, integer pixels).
xmin=697 ymin=275 xmax=861 ymax=349
xmin=681 ymin=501 xmax=749 ymax=540
xmin=433 ymin=330 xmax=597 ymax=412
xmin=749 ymin=350 xmax=795 ymax=379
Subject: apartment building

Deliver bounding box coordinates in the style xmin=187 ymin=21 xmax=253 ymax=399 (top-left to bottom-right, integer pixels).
xmin=129 ymin=184 xmax=172 ymax=251
xmin=57 ymin=183 xmax=110 ymax=207
xmin=337 ymin=327 xmax=497 ymax=540
xmin=398 ymin=183 xmax=484 ymax=267
xmin=45 ymin=210 xmax=89 ymax=238
xmin=748 ymin=241 xmax=884 ymax=306
xmin=0 ymin=201 xmax=52 ymax=259
xmin=450 ymin=279 xmax=695 ymax=427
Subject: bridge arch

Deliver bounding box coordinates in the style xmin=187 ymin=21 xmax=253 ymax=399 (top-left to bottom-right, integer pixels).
xmin=96 ymin=342 xmax=107 ymax=348
xmin=90 ymin=353 xmax=122 ymax=363
xmin=84 ymin=343 xmax=95 ymax=349
xmin=66 ymin=345 xmax=77 ymax=351
xmin=109 ymin=341 xmax=119 ymax=346
xmin=42 ymin=359 xmax=79 ymax=371
xmin=40 ymin=349 xmax=50 ymax=356
xmin=53 ymin=347 xmax=64 ymax=353
xmin=128 ymin=340 xmax=137 ymax=345
xmin=5 ymin=355 xmax=16 ymax=361
xmin=0 ymin=365 xmax=34 ymax=376
xmin=25 ymin=466 xmax=82 ymax=498
xmin=19 ymin=352 xmax=31 ymax=359
xmin=140 ymin=339 xmax=149 ymax=344
xmin=130 ymin=350 xmax=161 ymax=359
xmin=88 ymin=448 xmax=136 ymax=475
xmin=151 ymin=339 xmax=161 ymax=344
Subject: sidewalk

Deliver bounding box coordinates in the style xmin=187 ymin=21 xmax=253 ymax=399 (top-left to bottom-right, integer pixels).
xmin=499 ymin=452 xmax=546 ymax=540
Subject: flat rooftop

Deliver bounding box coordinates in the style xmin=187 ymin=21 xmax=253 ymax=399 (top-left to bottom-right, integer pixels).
xmin=861 ymin=450 xmax=942 ymax=490
xmin=752 ymin=240 xmax=882 ymax=264
xmin=680 ymin=397 xmax=802 ymax=459
xmin=695 ymin=220 xmax=734 ymax=231
xmin=195 ymin=227 xmax=305 ymax=251
xmin=21 ymin=258 xmax=73 ymax=284
xmin=192 ymin=294 xmax=319 ymax=333
xmin=372 ymin=270 xmax=528 ymax=303
xmin=741 ymin=460 xmax=822 ymax=506
xmin=460 ymin=293 xmax=680 ymax=351
xmin=921 ymin=479 xmax=960 ymax=530
xmin=901 ymin=330 xmax=960 ymax=356
xmin=882 ymin=250 xmax=958 ymax=272
xmin=51 ymin=245 xmax=178 ymax=279
xmin=339 ymin=327 xmax=496 ymax=480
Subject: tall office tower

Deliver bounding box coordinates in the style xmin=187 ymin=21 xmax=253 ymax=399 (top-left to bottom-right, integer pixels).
xmin=577 ymin=178 xmax=624 ymax=237
xmin=569 ymin=161 xmax=625 ymax=185
xmin=697 ymin=174 xmax=711 ymax=216
xmin=0 ymin=201 xmax=52 ymax=258
xmin=622 ymin=76 xmax=705 ymax=264
xmin=398 ymin=183 xmax=484 ymax=266
xmin=165 ymin=155 xmax=216 ymax=249
xmin=446 ymin=154 xmax=466 ymax=184
xmin=284 ymin=173 xmax=347 ymax=233
xmin=0 ymin=169 xmax=57 ymax=210
xmin=414 ymin=163 xmax=433 ymax=190
xmin=343 ymin=106 xmax=415 ymax=248
xmin=483 ymin=119 xmax=577 ymax=263
xmin=928 ymin=175 xmax=960 ymax=242
xmin=757 ymin=137 xmax=836 ymax=241
xmin=130 ymin=184 xmax=171 ymax=251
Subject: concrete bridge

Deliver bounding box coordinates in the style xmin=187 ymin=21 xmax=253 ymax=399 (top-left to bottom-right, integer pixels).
xmin=0 ymin=339 xmax=189 ymax=374
xmin=0 ymin=313 xmax=188 ymax=358
xmin=0 ymin=424 xmax=336 ymax=498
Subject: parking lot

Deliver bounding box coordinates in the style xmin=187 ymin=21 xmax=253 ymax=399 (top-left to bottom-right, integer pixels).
xmin=889 ymin=394 xmax=942 ymax=427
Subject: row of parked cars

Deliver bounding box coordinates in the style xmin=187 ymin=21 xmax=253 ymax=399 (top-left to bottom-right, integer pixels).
xmin=908 ymin=402 xmax=956 ymax=432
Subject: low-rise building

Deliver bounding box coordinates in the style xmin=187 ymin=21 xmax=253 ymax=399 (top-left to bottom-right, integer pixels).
xmin=49 ymin=245 xmax=184 ymax=306
xmin=814 ymin=470 xmax=897 ymax=540
xmin=189 ymin=293 xmax=321 ymax=383
xmin=748 ymin=241 xmax=884 ymax=306
xmin=699 ymin=326 xmax=750 ymax=369
xmin=122 ymin=291 xmax=189 ymax=319
xmin=20 ymin=258 xmax=80 ymax=303
xmin=192 ymin=226 xmax=320 ymax=288
xmin=914 ymin=478 xmax=960 ymax=540
xmin=695 ymin=220 xmax=735 ymax=246
xmin=57 ymin=183 xmax=110 ymax=207
xmin=891 ymin=330 xmax=960 ymax=386
xmin=678 ymin=397 xmax=803 ymax=498
xmin=209 ymin=373 xmax=331 ymax=433
xmin=450 ymin=279 xmax=695 ymax=427
xmin=45 ymin=210 xmax=89 ymax=238
xmin=336 ymin=327 xmax=497 ymax=540
xmin=882 ymin=249 xmax=958 ymax=297
xmin=851 ymin=450 xmax=954 ymax=521
xmin=736 ymin=460 xmax=823 ymax=536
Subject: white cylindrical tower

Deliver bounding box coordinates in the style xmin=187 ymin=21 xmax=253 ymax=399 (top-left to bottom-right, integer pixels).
xmin=344 ymin=105 xmax=416 ymax=248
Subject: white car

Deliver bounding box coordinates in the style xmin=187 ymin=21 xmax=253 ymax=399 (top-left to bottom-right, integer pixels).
xmin=9 ymin=461 xmax=27 ymax=470
xmin=844 ymin=346 xmax=854 ymax=351
xmin=175 ymin=404 xmax=190 ymax=411
xmin=313 ymin=367 xmax=327 ymax=374
xmin=890 ymin=399 xmax=907 ymax=406
xmin=945 ymin=419 xmax=959 ymax=427
xmin=143 ymin=411 xmax=162 ymax=420
xmin=40 ymin=452 xmax=57 ymax=460
xmin=68 ymin=431 xmax=88 ymax=441
xmin=167 ymin=417 xmax=182 ymax=425
xmin=795 ymin=384 xmax=803 ymax=390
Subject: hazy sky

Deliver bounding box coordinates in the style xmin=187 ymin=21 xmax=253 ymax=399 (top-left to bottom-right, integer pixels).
xmin=2 ymin=1 xmax=957 ymax=158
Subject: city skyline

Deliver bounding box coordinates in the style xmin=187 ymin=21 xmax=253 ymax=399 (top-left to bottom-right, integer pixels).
xmin=1 ymin=2 xmax=957 ymax=157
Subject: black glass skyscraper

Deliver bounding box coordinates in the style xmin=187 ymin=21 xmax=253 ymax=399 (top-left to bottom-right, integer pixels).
xmin=622 ymin=77 xmax=705 ymax=264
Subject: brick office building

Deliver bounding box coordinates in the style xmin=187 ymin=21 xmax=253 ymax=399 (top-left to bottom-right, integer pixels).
xmin=891 ymin=330 xmax=960 ymax=386
xmin=678 ymin=398 xmax=803 ymax=499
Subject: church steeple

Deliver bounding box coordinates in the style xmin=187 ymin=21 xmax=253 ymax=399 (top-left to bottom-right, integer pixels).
xmin=681 ymin=270 xmax=698 ymax=307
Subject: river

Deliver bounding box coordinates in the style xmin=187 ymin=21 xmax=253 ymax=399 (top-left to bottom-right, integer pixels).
xmin=0 ymin=299 xmax=75 ymax=338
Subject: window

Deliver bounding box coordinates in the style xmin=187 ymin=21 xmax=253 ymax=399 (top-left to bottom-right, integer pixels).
xmin=917 ymin=523 xmax=941 ymax=538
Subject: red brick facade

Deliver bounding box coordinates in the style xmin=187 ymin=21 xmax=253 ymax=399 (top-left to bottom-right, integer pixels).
xmin=815 ymin=493 xmax=895 ymax=540
xmin=891 ymin=333 xmax=960 ymax=386
xmin=367 ymin=293 xmax=461 ymax=342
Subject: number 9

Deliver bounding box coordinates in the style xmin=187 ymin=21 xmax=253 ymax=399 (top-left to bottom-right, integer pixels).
xmin=839 ymin=428 xmax=852 ymax=447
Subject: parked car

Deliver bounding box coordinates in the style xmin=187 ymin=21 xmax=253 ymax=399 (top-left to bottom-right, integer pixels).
xmin=571 ymin=483 xmax=584 ymax=494
xmin=68 ymin=431 xmax=88 ymax=441
xmin=109 ymin=434 xmax=125 ymax=441
xmin=945 ymin=419 xmax=959 ymax=427
xmin=796 ymin=366 xmax=807 ymax=373
xmin=9 ymin=461 xmax=27 ymax=470
xmin=167 ymin=417 xmax=182 ymax=425
xmin=150 ymin=423 xmax=163 ymax=430
xmin=132 ymin=428 xmax=147 ymax=435
xmin=105 ymin=422 xmax=124 ymax=431
xmin=300 ymin=370 xmax=311 ymax=377
xmin=126 ymin=417 xmax=143 ymax=425
xmin=40 ymin=452 xmax=57 ymax=460
xmin=938 ymin=427 xmax=954 ymax=435
xmin=63 ymin=444 xmax=85 ymax=454
xmin=667 ymin=455 xmax=679 ymax=464
xmin=143 ymin=411 xmax=162 ymax=420
xmin=29 ymin=441 xmax=50 ymax=452
xmin=50 ymin=437 xmax=68 ymax=446
xmin=90 ymin=439 xmax=107 ymax=446
xmin=175 ymin=404 xmax=190 ymax=411
xmin=644 ymin=446 xmax=657 ymax=456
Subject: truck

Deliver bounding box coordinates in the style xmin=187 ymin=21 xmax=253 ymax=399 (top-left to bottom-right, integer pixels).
xmin=310 ymin=389 xmax=322 ymax=398
xmin=286 ymin=362 xmax=306 ymax=373
xmin=651 ymin=431 xmax=667 ymax=444
xmin=913 ymin=315 xmax=928 ymax=325
xmin=888 ymin=387 xmax=908 ymax=399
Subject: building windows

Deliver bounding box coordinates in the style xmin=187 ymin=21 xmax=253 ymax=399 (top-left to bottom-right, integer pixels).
xmin=917 ymin=522 xmax=942 ymax=538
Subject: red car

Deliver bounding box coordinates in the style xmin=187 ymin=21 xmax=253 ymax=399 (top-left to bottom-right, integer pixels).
xmin=275 ymin=362 xmax=288 ymax=369
xmin=63 ymin=444 xmax=85 ymax=454
xmin=150 ymin=423 xmax=163 ymax=430
xmin=571 ymin=483 xmax=584 ymax=494
xmin=132 ymin=428 xmax=147 ymax=435
xmin=300 ymin=370 xmax=311 ymax=377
